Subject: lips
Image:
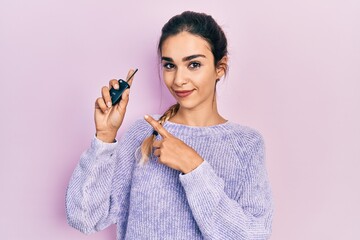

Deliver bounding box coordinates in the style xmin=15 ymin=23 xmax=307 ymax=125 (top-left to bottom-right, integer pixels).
xmin=174 ymin=90 xmax=194 ymax=98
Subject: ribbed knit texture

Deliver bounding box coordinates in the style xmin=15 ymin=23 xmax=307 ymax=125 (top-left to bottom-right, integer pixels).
xmin=66 ymin=116 xmax=273 ymax=240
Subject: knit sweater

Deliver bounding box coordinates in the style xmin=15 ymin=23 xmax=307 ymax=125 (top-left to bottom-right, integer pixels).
xmin=66 ymin=117 xmax=273 ymax=240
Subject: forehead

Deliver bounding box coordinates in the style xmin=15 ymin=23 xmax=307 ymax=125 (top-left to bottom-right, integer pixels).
xmin=161 ymin=32 xmax=213 ymax=60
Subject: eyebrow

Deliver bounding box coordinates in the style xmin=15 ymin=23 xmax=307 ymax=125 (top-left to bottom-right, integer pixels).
xmin=161 ymin=54 xmax=206 ymax=62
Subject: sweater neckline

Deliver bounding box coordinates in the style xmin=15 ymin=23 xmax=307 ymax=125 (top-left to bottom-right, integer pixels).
xmin=163 ymin=120 xmax=233 ymax=137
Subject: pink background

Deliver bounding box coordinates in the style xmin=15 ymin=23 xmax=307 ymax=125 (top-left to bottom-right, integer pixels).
xmin=1 ymin=0 xmax=359 ymax=239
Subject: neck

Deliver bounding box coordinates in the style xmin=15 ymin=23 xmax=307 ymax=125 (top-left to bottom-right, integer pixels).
xmin=169 ymin=100 xmax=226 ymax=127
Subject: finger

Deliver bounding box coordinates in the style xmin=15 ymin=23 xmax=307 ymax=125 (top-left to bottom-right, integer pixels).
xmin=116 ymin=88 xmax=130 ymax=111
xmin=126 ymin=69 xmax=136 ymax=86
xmin=153 ymin=148 xmax=160 ymax=157
xmin=101 ymin=86 xmax=112 ymax=108
xmin=144 ymin=115 xmax=171 ymax=138
xmin=121 ymin=88 xmax=130 ymax=104
xmin=152 ymin=140 xmax=162 ymax=148
xmin=95 ymin=97 xmax=108 ymax=113
xmin=109 ymin=79 xmax=119 ymax=90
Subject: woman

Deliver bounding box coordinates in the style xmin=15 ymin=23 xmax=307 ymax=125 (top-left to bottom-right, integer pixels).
xmin=66 ymin=11 xmax=273 ymax=240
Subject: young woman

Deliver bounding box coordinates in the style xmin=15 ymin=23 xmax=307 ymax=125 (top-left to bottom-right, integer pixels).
xmin=66 ymin=11 xmax=273 ymax=240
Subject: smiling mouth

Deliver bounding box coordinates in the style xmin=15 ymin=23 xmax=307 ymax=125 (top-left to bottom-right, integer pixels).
xmin=174 ymin=90 xmax=194 ymax=98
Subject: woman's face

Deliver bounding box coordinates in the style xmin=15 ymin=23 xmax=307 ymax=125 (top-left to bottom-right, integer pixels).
xmin=160 ymin=31 xmax=225 ymax=111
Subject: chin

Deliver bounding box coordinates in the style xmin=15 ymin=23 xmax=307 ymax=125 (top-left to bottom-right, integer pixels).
xmin=176 ymin=99 xmax=200 ymax=110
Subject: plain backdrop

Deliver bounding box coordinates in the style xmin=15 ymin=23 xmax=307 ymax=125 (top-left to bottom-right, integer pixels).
xmin=1 ymin=0 xmax=359 ymax=239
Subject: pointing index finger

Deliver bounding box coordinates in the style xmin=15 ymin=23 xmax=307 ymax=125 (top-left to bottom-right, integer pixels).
xmin=144 ymin=115 xmax=170 ymax=138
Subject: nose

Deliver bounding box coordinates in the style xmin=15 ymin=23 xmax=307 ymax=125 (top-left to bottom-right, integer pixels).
xmin=173 ymin=68 xmax=188 ymax=86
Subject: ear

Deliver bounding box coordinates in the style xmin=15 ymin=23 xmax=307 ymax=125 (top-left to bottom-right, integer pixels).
xmin=216 ymin=56 xmax=228 ymax=80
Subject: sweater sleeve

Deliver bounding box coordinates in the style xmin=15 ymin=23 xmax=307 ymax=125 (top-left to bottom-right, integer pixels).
xmin=179 ymin=135 xmax=273 ymax=240
xmin=65 ymin=120 xmax=145 ymax=234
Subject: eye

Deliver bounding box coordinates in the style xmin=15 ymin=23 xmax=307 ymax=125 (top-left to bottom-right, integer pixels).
xmin=188 ymin=61 xmax=201 ymax=69
xmin=163 ymin=62 xmax=175 ymax=70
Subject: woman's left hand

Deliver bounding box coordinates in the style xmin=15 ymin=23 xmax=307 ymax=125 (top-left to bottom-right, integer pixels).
xmin=144 ymin=115 xmax=204 ymax=174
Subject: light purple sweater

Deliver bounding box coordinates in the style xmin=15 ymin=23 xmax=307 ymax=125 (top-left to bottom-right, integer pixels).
xmin=66 ymin=117 xmax=273 ymax=239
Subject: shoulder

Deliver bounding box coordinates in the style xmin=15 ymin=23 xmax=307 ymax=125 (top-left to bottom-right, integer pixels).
xmin=227 ymin=122 xmax=264 ymax=144
xmin=226 ymin=122 xmax=265 ymax=158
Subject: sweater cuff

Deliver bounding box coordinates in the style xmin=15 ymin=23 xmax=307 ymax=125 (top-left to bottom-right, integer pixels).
xmin=79 ymin=135 xmax=119 ymax=168
xmin=92 ymin=135 xmax=118 ymax=152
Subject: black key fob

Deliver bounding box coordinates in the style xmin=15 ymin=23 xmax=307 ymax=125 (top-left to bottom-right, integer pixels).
xmin=109 ymin=79 xmax=130 ymax=105
xmin=109 ymin=69 xmax=138 ymax=105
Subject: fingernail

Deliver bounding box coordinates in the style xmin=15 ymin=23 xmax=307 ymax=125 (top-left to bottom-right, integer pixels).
xmin=144 ymin=115 xmax=149 ymax=119
xmin=107 ymin=101 xmax=112 ymax=108
xmin=114 ymin=84 xmax=119 ymax=89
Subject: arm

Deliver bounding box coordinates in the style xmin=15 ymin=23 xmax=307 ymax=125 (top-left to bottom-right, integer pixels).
xmin=66 ymin=135 xmax=133 ymax=234
xmin=66 ymin=69 xmax=138 ymax=234
xmin=65 ymin=122 xmax=142 ymax=234
xmin=65 ymin=137 xmax=116 ymax=234
xmin=179 ymin=137 xmax=273 ymax=240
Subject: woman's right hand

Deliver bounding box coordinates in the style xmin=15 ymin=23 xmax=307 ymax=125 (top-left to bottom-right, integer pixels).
xmin=94 ymin=69 xmax=136 ymax=143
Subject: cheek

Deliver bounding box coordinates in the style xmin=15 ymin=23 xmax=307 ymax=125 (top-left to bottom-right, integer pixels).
xmin=163 ymin=72 xmax=173 ymax=89
xmin=197 ymin=71 xmax=217 ymax=91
